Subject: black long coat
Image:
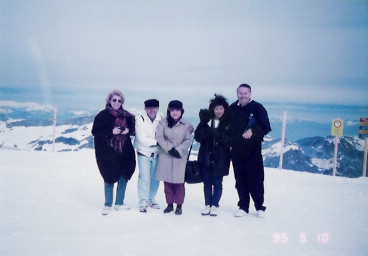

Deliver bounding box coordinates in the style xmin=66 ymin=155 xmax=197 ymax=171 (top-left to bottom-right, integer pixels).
xmin=194 ymin=112 xmax=231 ymax=178
xmin=91 ymin=108 xmax=136 ymax=184
xmin=228 ymin=100 xmax=271 ymax=157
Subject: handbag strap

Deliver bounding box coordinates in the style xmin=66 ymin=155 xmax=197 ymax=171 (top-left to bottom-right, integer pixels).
xmin=187 ymin=137 xmax=195 ymax=161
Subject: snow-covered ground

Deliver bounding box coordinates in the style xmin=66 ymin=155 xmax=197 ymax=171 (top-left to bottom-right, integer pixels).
xmin=1 ymin=149 xmax=367 ymax=256
xmin=0 ymin=121 xmax=93 ymax=151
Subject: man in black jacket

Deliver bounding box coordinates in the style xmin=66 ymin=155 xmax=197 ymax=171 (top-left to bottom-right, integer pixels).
xmin=229 ymin=84 xmax=271 ymax=218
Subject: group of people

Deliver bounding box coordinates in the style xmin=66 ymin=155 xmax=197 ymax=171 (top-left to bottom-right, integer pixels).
xmin=91 ymin=84 xmax=271 ymax=218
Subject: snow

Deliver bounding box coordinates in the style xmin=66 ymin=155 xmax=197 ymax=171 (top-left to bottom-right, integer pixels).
xmin=311 ymin=158 xmax=333 ymax=171
xmin=1 ymin=149 xmax=368 ymax=256
xmin=262 ymin=141 xmax=282 ymax=157
xmin=0 ymin=122 xmax=93 ymax=151
xmin=349 ymin=136 xmax=366 ymax=152
xmin=0 ymin=112 xmax=164 ymax=152
xmin=262 ymin=141 xmax=299 ymax=157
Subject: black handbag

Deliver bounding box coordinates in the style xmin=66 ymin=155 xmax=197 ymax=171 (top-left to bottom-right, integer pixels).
xmin=185 ymin=139 xmax=203 ymax=184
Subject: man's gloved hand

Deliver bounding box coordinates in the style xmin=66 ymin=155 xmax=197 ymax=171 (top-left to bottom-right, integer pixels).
xmin=168 ymin=148 xmax=181 ymax=158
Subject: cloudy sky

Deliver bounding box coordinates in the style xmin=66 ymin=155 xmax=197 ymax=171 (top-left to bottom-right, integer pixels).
xmin=0 ymin=0 xmax=367 ymax=116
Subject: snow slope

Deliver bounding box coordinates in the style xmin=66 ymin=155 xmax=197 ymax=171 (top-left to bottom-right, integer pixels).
xmin=0 ymin=149 xmax=367 ymax=256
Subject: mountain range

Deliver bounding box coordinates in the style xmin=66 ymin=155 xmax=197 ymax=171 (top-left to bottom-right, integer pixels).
xmin=1 ymin=113 xmax=366 ymax=178
xmin=262 ymin=136 xmax=365 ymax=178
xmin=0 ymin=100 xmax=364 ymax=141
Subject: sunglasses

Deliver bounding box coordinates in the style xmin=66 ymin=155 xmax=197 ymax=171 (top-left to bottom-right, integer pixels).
xmin=112 ymin=99 xmax=122 ymax=103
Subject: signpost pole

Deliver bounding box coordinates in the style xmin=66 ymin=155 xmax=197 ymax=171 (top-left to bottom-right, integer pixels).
xmin=331 ymin=118 xmax=343 ymax=177
xmin=332 ymin=136 xmax=338 ymax=176
xmin=52 ymin=107 xmax=57 ymax=153
xmin=359 ymin=117 xmax=368 ymax=177
xmin=278 ymin=111 xmax=287 ymax=170
xmin=363 ymin=137 xmax=368 ymax=177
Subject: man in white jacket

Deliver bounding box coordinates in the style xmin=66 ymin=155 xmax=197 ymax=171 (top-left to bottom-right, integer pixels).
xmin=134 ymin=99 xmax=162 ymax=212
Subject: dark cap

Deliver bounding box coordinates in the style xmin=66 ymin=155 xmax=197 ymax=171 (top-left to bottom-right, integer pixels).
xmin=144 ymin=99 xmax=159 ymax=108
xmin=168 ymin=100 xmax=183 ymax=109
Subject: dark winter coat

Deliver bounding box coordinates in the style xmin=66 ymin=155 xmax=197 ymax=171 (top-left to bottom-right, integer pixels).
xmin=91 ymin=108 xmax=136 ymax=184
xmin=194 ymin=110 xmax=231 ymax=178
xmin=228 ymin=100 xmax=271 ymax=155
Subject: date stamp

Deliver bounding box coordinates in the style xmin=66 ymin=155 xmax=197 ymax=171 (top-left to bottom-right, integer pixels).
xmin=273 ymin=233 xmax=329 ymax=243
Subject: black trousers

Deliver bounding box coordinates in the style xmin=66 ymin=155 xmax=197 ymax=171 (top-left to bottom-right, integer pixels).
xmin=232 ymin=142 xmax=266 ymax=212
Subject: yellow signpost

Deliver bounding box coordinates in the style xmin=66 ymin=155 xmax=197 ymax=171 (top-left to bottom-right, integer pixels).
xmin=331 ymin=119 xmax=344 ymax=137
xmin=331 ymin=119 xmax=344 ymax=176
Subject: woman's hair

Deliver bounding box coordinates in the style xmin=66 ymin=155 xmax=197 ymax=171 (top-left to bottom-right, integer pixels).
xmin=208 ymin=94 xmax=229 ymax=117
xmin=105 ymin=90 xmax=125 ymax=106
xmin=166 ymin=109 xmax=184 ymax=128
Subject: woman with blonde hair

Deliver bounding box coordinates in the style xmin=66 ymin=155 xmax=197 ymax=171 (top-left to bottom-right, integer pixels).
xmin=92 ymin=90 xmax=136 ymax=215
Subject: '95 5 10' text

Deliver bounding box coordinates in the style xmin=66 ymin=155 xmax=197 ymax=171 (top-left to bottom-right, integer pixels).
xmin=273 ymin=233 xmax=329 ymax=243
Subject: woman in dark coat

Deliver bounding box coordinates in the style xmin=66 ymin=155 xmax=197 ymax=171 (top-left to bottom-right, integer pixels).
xmin=194 ymin=94 xmax=231 ymax=217
xmin=92 ymin=90 xmax=136 ymax=215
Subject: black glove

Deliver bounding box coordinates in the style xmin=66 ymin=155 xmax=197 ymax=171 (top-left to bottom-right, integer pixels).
xmin=168 ymin=148 xmax=181 ymax=158
xmin=199 ymin=109 xmax=210 ymax=123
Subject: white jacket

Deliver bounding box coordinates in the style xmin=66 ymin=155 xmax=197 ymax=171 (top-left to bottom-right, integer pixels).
xmin=134 ymin=112 xmax=162 ymax=157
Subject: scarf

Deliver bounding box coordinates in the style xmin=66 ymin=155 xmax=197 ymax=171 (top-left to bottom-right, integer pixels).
xmin=107 ymin=106 xmax=130 ymax=153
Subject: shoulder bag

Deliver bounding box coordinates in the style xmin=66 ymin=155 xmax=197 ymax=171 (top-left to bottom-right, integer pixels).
xmin=185 ymin=138 xmax=203 ymax=184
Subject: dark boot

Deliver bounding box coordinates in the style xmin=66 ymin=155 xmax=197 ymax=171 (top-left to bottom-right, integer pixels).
xmin=163 ymin=204 xmax=174 ymax=214
xmin=175 ymin=204 xmax=182 ymax=215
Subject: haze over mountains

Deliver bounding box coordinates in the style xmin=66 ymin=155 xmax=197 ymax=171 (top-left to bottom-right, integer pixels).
xmin=1 ymin=102 xmax=365 ymax=178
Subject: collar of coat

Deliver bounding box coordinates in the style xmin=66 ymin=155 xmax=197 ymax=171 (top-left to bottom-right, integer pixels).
xmin=139 ymin=111 xmax=163 ymax=123
xmin=172 ymin=119 xmax=186 ymax=127
xmin=237 ymin=98 xmax=253 ymax=107
xmin=164 ymin=117 xmax=188 ymax=126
